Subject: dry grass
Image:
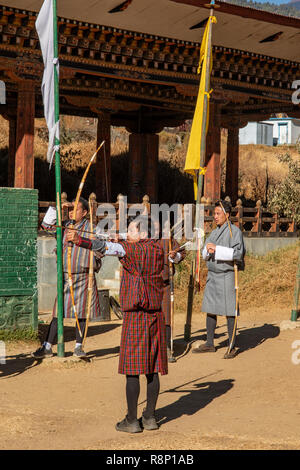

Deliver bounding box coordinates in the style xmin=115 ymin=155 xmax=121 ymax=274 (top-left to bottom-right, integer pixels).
xmin=238 ymin=243 xmax=299 ymax=309
xmin=157 ymin=127 xmax=299 ymax=205
xmin=34 ymin=116 xmax=129 ymax=170
xmin=1 ymin=114 xmax=298 ymax=206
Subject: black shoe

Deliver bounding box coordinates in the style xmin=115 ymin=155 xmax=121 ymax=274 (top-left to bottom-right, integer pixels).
xmin=115 ymin=416 xmax=142 ymax=434
xmin=192 ymin=344 xmax=216 ymax=354
xmin=73 ymin=345 xmax=87 ymax=358
xmin=223 ymin=347 xmax=238 ymax=359
xmin=31 ymin=345 xmax=53 ymax=359
xmin=142 ymin=410 xmax=159 ymax=431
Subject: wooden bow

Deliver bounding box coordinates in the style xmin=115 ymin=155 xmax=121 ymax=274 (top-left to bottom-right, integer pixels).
xmin=82 ymin=195 xmax=94 ymax=347
xmin=169 ymin=236 xmax=175 ymax=359
xmin=67 ymin=141 xmax=105 ymax=337
xmin=219 ymin=201 xmax=239 ymax=355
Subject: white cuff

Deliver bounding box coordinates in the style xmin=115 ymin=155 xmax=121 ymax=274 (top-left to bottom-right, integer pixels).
xmin=42 ymin=206 xmax=57 ymax=226
xmin=105 ymin=242 xmax=126 ymax=257
xmin=215 ymin=245 xmax=234 ymax=261
xmin=202 ymin=247 xmax=209 ymax=260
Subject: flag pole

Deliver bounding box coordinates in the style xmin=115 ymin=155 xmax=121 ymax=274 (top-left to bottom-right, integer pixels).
xmin=184 ymin=1 xmax=216 ymax=342
xmin=53 ymin=0 xmax=64 ymax=357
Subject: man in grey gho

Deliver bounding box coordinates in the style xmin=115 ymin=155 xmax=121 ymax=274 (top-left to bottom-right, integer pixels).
xmin=193 ymin=200 xmax=245 ymax=359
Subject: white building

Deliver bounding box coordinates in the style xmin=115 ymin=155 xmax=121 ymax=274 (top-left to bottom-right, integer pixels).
xmin=239 ymin=121 xmax=273 ymax=146
xmin=261 ymin=117 xmax=300 ymax=145
xmin=239 ymin=117 xmax=300 ymax=146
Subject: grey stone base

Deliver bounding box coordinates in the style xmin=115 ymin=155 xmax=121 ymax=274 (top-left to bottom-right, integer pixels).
xmin=244 ymin=237 xmax=299 ymax=256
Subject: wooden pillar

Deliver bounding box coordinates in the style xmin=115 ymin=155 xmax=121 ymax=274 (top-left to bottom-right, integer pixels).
xmin=128 ymin=133 xmax=144 ymax=203
xmin=144 ymin=133 xmax=159 ymax=203
xmin=204 ymin=101 xmax=221 ymax=202
xmin=225 ymin=126 xmax=239 ymax=205
xmin=8 ymin=117 xmax=16 ymax=187
xmin=14 ymin=81 xmax=35 ymax=188
xmin=128 ymin=132 xmax=159 ymax=203
xmin=96 ymin=112 xmax=111 ymax=202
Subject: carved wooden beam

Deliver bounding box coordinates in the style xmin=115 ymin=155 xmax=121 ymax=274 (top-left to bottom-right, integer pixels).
xmin=63 ymin=94 xmax=140 ymax=113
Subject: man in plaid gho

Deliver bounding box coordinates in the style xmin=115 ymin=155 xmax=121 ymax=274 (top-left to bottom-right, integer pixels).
xmin=67 ymin=216 xmax=178 ymax=433
xmin=32 ymin=198 xmax=102 ymax=359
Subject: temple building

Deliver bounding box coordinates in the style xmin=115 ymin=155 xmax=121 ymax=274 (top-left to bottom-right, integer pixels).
xmin=0 ymin=0 xmax=300 ymax=204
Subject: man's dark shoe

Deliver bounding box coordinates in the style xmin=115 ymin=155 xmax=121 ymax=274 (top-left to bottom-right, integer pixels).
xmin=192 ymin=344 xmax=216 ymax=354
xmin=31 ymin=345 xmax=53 ymax=359
xmin=142 ymin=410 xmax=159 ymax=431
xmin=73 ymin=345 xmax=87 ymax=358
xmin=223 ymin=347 xmax=238 ymax=359
xmin=115 ymin=416 xmax=142 ymax=433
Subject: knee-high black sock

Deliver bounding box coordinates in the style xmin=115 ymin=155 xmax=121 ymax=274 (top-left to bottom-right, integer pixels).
xmin=227 ymin=316 xmax=236 ymax=348
xmin=166 ymin=325 xmax=171 ymax=349
xmin=206 ymin=314 xmax=217 ymax=346
xmin=144 ymin=373 xmax=160 ymax=418
xmin=126 ymin=375 xmax=140 ymax=422
xmin=45 ymin=318 xmax=58 ymax=345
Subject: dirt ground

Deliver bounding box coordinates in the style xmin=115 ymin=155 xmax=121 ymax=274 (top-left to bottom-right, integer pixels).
xmin=1 ymin=305 xmax=300 ymax=451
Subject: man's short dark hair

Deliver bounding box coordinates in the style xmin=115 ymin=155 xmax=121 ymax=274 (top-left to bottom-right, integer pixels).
xmin=215 ymin=200 xmax=232 ymax=215
xmin=127 ymin=215 xmax=155 ymax=238
xmin=72 ymin=197 xmax=89 ymax=213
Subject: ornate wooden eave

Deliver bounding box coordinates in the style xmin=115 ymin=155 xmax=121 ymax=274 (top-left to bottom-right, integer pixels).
xmin=0 ymin=4 xmax=299 ymax=125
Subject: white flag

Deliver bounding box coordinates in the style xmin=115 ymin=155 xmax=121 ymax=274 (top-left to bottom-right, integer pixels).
xmin=36 ymin=0 xmax=59 ymax=168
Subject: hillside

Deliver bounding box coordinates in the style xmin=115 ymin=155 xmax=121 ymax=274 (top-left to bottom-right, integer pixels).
xmin=0 ymin=115 xmax=299 ymax=206
xmin=227 ymin=0 xmax=300 ymax=17
xmin=289 ymin=0 xmax=300 ymax=10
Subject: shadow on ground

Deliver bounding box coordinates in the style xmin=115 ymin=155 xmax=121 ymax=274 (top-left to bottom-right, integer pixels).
xmin=0 ymin=353 xmax=40 ymax=379
xmin=171 ymin=326 xmax=226 ymax=360
xmin=156 ymin=377 xmax=234 ymax=426
xmin=37 ymin=321 xmax=121 ymax=344
xmin=171 ymin=322 xmax=280 ymax=361
xmin=218 ymin=323 xmax=280 ymax=354
xmin=0 ymin=322 xmax=121 ymax=379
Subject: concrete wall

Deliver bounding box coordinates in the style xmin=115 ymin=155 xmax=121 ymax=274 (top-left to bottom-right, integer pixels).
xmin=256 ymin=122 xmax=273 ymax=146
xmin=244 ymin=237 xmax=299 ymax=256
xmin=239 ymin=122 xmax=273 ymax=145
xmin=291 ymin=119 xmax=300 ymax=144
xmin=262 ymin=118 xmax=300 ymax=145
xmin=239 ymin=122 xmax=257 ymax=145
xmin=37 ymin=233 xmax=299 ymax=313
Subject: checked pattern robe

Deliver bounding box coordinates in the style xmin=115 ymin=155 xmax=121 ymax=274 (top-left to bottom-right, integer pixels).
xmin=52 ymin=218 xmax=102 ymax=320
xmin=117 ymin=239 xmax=168 ymax=376
xmin=159 ymin=238 xmax=186 ymax=326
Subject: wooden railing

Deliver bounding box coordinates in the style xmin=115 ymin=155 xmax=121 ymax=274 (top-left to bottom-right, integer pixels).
xmin=38 ymin=193 xmax=299 ymax=238
xmin=38 ymin=193 xmax=150 ymax=229
xmin=200 ymin=197 xmax=298 ymax=237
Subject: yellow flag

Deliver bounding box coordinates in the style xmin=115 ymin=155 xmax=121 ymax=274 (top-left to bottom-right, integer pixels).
xmin=184 ymin=15 xmax=217 ymax=200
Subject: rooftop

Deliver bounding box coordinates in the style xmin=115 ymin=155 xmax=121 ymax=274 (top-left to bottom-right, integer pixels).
xmin=1 ymin=0 xmax=300 ymax=62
